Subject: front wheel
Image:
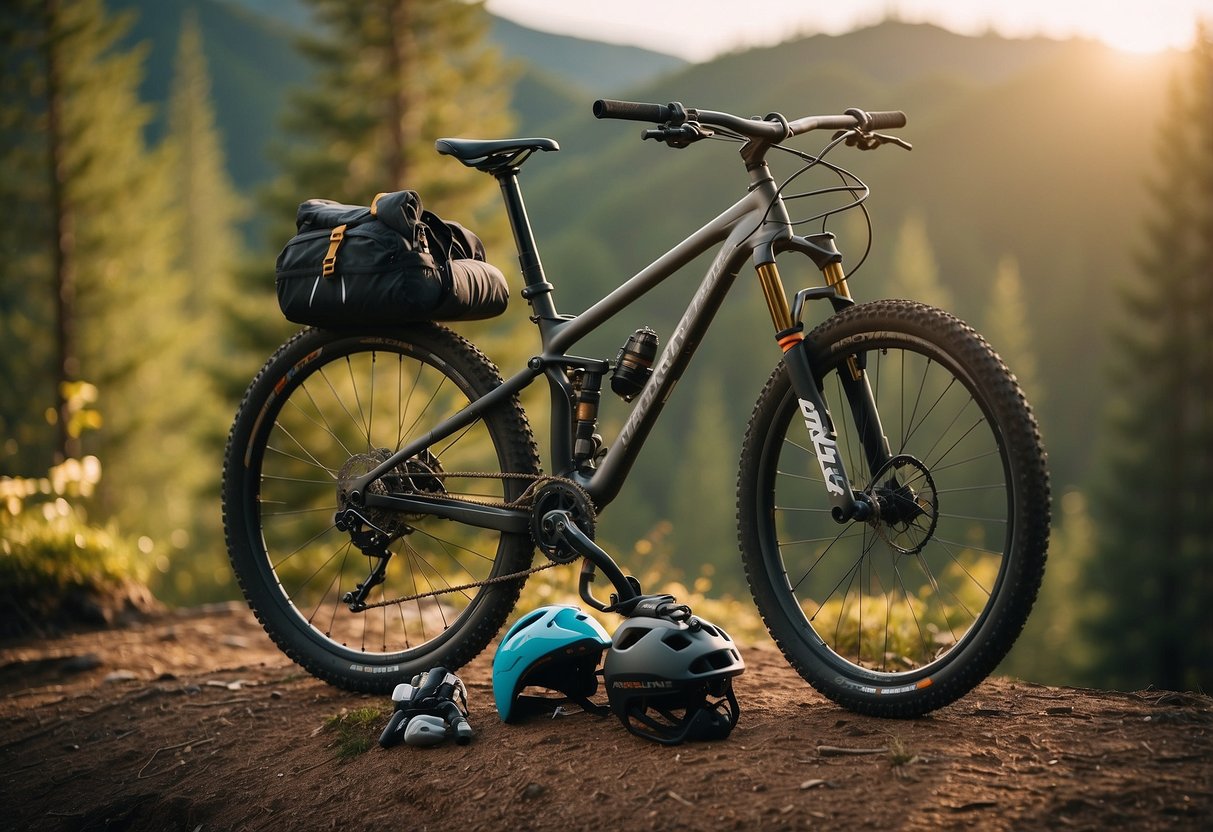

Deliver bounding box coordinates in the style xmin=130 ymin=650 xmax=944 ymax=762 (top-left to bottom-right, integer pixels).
xmin=737 ymin=300 xmax=1049 ymax=716
xmin=222 ymin=325 xmax=540 ymax=693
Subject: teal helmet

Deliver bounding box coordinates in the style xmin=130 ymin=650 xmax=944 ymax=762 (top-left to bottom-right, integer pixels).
xmin=492 ymin=605 xmax=611 ymax=722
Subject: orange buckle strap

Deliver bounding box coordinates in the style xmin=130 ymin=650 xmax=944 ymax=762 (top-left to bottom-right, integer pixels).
xmin=322 ymin=224 xmax=347 ymax=278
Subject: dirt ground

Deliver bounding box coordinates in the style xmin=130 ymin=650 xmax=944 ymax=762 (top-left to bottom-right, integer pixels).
xmin=1 ymin=603 xmax=1210 ymax=832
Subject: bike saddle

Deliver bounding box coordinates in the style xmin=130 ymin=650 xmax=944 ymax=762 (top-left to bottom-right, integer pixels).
xmin=435 ymin=137 xmax=559 ymax=172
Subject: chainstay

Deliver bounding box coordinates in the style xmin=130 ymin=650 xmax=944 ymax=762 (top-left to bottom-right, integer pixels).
xmin=355 ymin=471 xmax=587 ymax=610
xmin=407 ymin=470 xmax=558 ymax=510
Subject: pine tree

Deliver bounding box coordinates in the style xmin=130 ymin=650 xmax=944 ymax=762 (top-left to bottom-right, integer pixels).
xmin=983 ymin=255 xmax=1041 ymax=405
xmin=221 ymin=0 xmax=520 ymax=398
xmin=0 ymin=0 xmax=204 ymax=558
xmin=163 ymin=10 xmax=247 ymax=323
xmin=154 ymin=10 xmax=250 ymax=598
xmin=1087 ymin=26 xmax=1213 ymax=692
xmin=1000 ymin=488 xmax=1099 ymax=686
xmin=883 ymin=212 xmax=954 ymax=310
xmin=279 ymin=0 xmax=513 ymax=214
xmin=670 ymin=376 xmax=744 ymax=592
xmin=0 ymin=0 xmax=59 ymax=474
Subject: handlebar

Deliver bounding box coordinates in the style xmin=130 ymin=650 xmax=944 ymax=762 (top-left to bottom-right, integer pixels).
xmin=592 ymin=99 xmax=678 ymax=124
xmin=593 ymin=98 xmax=907 ymax=142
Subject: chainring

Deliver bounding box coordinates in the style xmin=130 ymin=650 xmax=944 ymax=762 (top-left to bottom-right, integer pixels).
xmin=530 ymin=478 xmax=597 ymax=564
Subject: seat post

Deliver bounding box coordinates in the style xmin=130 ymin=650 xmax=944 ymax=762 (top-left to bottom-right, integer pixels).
xmin=495 ymin=169 xmax=558 ymax=321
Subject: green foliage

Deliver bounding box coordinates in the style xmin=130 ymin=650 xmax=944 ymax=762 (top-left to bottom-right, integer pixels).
xmin=0 ymin=501 xmax=147 ymax=594
xmin=882 ymin=212 xmax=953 ymax=309
xmin=516 ymin=520 xmax=766 ymax=644
xmin=1085 ymin=26 xmax=1213 ymax=693
xmin=1000 ymin=489 xmax=1099 ymax=686
xmin=0 ymin=457 xmax=149 ymax=634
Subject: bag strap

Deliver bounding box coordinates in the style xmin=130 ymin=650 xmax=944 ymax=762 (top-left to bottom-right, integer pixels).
xmin=321 ymin=224 xmax=347 ymax=278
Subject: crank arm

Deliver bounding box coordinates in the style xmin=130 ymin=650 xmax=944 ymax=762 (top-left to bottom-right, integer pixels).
xmin=544 ymin=510 xmax=640 ymax=608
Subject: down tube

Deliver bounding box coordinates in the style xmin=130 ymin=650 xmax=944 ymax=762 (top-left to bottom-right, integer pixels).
xmin=582 ymin=241 xmax=752 ymax=509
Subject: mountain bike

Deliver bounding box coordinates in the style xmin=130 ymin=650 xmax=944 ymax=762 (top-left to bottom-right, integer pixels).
xmin=222 ymin=99 xmax=1050 ymax=717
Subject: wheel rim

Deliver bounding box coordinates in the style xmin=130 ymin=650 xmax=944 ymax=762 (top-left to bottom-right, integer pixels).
xmin=239 ymin=337 xmax=520 ymax=661
xmin=761 ymin=336 xmax=1015 ymax=683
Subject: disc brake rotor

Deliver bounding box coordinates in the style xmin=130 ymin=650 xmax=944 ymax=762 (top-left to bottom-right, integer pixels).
xmin=336 ymin=449 xmax=447 ymax=537
xmin=866 ymin=454 xmax=938 ymax=555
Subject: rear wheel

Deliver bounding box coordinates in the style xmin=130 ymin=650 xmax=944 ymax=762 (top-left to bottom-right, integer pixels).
xmin=738 ymin=300 xmax=1049 ymax=716
xmin=222 ymin=325 xmax=540 ymax=692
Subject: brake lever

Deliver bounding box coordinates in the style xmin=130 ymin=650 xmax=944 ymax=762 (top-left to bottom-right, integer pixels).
xmin=832 ymin=128 xmax=913 ymax=152
xmin=873 ymin=131 xmax=913 ymax=151
xmin=641 ymin=121 xmax=715 ymax=148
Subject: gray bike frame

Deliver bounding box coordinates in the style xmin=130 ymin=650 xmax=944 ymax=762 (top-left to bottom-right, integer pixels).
xmin=350 ymin=159 xmax=867 ymax=531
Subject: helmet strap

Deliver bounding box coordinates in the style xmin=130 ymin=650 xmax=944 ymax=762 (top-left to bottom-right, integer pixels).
xmin=513 ymin=693 xmax=610 ymax=720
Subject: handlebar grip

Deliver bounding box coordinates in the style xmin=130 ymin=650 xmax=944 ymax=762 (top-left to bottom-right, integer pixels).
xmin=593 ymin=99 xmax=674 ymax=123
xmin=866 ymin=110 xmax=907 ymax=130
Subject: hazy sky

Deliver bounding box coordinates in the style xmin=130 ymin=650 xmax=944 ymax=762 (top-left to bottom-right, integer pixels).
xmin=485 ymin=0 xmax=1211 ymax=60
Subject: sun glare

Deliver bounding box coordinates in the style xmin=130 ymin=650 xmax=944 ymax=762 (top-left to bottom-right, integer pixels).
xmin=1092 ymin=16 xmax=1196 ymax=54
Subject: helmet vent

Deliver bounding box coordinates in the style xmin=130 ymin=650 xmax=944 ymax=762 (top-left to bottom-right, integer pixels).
xmin=614 ymin=626 xmax=650 ymax=651
xmin=662 ymin=631 xmax=694 ymax=651
xmin=689 ymin=648 xmax=738 ymax=675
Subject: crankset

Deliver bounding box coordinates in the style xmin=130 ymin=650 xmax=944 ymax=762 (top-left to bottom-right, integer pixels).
xmin=530 ymin=479 xmax=597 ymax=564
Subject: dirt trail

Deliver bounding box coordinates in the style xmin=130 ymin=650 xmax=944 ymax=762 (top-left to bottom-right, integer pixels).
xmin=1 ymin=604 xmax=1210 ymax=831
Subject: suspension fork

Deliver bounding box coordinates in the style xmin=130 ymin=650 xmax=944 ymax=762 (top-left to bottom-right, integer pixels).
xmin=755 ymin=258 xmax=891 ymax=522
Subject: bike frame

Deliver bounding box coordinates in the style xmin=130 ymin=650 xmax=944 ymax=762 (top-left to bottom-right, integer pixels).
xmin=349 ymin=148 xmax=889 ymax=531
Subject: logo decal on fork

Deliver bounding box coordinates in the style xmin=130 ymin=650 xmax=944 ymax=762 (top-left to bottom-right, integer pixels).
xmin=798 ymin=398 xmax=847 ymax=496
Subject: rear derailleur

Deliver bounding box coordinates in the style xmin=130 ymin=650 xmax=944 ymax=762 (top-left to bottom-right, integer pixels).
xmin=333 ymin=508 xmax=393 ymax=612
xmin=333 ymin=448 xmax=447 ymax=612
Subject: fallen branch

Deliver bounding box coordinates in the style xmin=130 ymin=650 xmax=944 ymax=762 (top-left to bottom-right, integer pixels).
xmin=137 ymin=735 xmax=215 ymax=779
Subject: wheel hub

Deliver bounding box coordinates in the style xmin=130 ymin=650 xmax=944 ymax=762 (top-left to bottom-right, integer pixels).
xmin=866 ymin=454 xmax=938 ymax=555
xmin=336 ymin=449 xmax=447 ymax=537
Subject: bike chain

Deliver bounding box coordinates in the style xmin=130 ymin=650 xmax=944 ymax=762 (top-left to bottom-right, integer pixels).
xmin=353 ymin=471 xmax=589 ymax=611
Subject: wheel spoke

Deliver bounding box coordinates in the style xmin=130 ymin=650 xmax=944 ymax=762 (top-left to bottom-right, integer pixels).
xmin=225 ymin=330 xmax=538 ymax=686
xmin=738 ymin=302 xmax=1048 ymax=716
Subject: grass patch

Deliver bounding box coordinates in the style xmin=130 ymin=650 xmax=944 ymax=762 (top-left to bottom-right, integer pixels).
xmin=886 ymin=734 xmax=922 ymax=767
xmin=0 ymin=499 xmax=153 ymax=635
xmin=323 ymin=706 xmax=386 ymax=759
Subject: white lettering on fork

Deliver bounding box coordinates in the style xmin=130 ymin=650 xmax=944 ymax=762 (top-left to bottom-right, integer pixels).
xmin=798 ymin=398 xmax=847 ymax=496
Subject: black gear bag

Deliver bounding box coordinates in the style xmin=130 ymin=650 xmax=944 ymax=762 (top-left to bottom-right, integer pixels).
xmin=275 ymin=189 xmax=509 ymax=326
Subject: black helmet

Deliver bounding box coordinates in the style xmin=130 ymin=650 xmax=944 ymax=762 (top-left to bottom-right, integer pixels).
xmin=603 ymin=614 xmax=745 ymax=744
